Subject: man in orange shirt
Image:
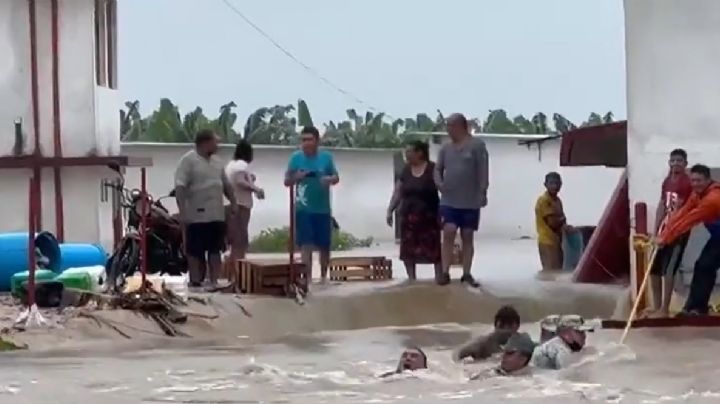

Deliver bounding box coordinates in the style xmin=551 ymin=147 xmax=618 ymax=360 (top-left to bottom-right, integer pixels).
xmin=657 ymin=164 xmax=720 ymax=316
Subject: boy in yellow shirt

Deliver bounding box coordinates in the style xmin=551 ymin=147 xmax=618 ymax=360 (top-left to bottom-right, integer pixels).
xmin=535 ymin=172 xmax=572 ymax=271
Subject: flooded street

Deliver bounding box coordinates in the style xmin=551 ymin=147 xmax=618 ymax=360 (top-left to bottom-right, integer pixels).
xmin=4 ymin=324 xmax=720 ymax=403
xmin=2 ymin=240 xmax=720 ymax=403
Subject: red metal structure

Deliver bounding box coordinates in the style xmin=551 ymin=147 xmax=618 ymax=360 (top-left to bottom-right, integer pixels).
xmin=10 ymin=0 xmax=151 ymax=304
xmin=140 ymin=168 xmax=148 ymax=286
xmin=288 ymin=184 xmax=296 ymax=288
xmin=561 ymin=121 xmax=631 ymax=284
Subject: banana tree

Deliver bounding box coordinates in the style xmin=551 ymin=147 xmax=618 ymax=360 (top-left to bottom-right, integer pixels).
xmin=552 ymin=113 xmax=577 ymax=134
xmin=120 ymin=100 xmax=144 ymax=141
xmin=243 ymin=104 xmax=298 ymax=145
xmin=143 ymin=98 xmax=186 ymax=142
xmin=483 ymin=109 xmax=522 ymax=133
xmin=182 ymin=107 xmax=211 ymax=142
xmin=212 ymin=101 xmax=239 ymax=143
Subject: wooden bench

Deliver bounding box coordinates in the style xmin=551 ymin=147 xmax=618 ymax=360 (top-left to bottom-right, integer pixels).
xmin=237 ymin=258 xmax=308 ymax=296
xmin=328 ymin=256 xmax=392 ymax=281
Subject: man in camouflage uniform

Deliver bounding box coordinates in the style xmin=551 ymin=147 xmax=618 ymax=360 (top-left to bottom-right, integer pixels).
xmin=532 ymin=314 xmax=595 ymax=370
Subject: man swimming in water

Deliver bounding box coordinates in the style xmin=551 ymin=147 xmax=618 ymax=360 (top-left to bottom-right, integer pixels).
xmin=532 ymin=314 xmax=594 ymax=370
xmin=470 ymin=332 xmax=536 ymax=379
xmin=380 ymin=346 xmax=428 ymax=377
xmin=454 ymin=305 xmax=521 ymax=361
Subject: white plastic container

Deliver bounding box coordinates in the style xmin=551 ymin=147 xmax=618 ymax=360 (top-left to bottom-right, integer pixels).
xmin=162 ymin=275 xmax=188 ymax=301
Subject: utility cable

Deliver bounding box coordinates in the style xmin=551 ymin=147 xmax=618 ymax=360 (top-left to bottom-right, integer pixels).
xmin=220 ymin=0 xmax=388 ymax=116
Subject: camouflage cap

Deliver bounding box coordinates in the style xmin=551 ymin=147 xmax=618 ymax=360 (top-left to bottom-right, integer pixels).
xmin=503 ymin=332 xmax=536 ymax=356
xmin=540 ymin=314 xmax=595 ymax=332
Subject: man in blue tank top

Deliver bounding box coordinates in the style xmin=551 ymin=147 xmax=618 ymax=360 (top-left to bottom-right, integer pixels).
xmin=285 ymin=126 xmax=339 ymax=283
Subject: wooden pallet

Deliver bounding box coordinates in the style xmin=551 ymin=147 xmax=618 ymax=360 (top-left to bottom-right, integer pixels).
xmin=237 ymin=258 xmax=308 ymax=296
xmin=328 ymin=256 xmax=392 ymax=281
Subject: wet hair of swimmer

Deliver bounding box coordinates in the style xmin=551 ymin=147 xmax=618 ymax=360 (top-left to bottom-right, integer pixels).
xmin=494 ymin=305 xmax=520 ymax=331
xmin=398 ymin=346 xmax=428 ymax=371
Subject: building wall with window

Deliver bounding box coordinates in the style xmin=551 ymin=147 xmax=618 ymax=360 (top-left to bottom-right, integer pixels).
xmin=0 ymin=0 xmax=119 ymax=158
xmin=625 ymin=0 xmax=720 ymax=292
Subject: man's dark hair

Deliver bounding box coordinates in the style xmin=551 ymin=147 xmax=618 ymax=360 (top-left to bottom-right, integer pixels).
xmin=494 ymin=305 xmax=520 ymax=327
xmin=301 ymin=126 xmax=320 ymax=139
xmin=690 ymin=164 xmax=712 ymax=179
xmin=233 ymin=139 xmax=253 ymax=163
xmin=545 ymin=171 xmax=562 ymax=183
xmin=195 ymin=129 xmax=216 ymax=146
xmin=670 ymin=148 xmax=688 ymax=161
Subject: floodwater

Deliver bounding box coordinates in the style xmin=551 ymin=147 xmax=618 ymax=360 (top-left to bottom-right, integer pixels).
xmin=2 ymin=239 xmax=720 ymax=403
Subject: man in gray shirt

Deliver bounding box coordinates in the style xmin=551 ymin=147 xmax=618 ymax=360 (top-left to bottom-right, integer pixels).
xmin=434 ymin=113 xmax=489 ymax=287
xmin=175 ymin=129 xmax=237 ymax=288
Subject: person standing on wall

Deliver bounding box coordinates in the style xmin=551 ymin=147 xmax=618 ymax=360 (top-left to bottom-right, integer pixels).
xmin=175 ymin=129 xmax=238 ymax=290
xmin=433 ymin=113 xmax=488 ymax=287
xmin=656 ymin=164 xmax=720 ymax=316
xmin=643 ymin=148 xmax=692 ymax=318
xmin=225 ymin=139 xmax=265 ymax=263
xmin=386 ymin=140 xmax=442 ymax=281
xmin=534 ymin=172 xmax=574 ymax=272
xmin=284 ymin=126 xmax=339 ymax=283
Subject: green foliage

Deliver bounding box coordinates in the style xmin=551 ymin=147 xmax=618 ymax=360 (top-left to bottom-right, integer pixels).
xmin=248 ymin=226 xmax=373 ymax=253
xmin=120 ymin=99 xmax=616 ymax=147
xmin=121 ymin=98 xmax=239 ymax=143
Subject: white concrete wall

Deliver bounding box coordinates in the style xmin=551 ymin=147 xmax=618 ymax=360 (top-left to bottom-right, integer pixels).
xmin=625 ymin=0 xmax=720 ymax=225
xmin=120 ymin=140 xmax=622 ymax=244
xmin=0 ymin=0 xmax=34 ymax=156
xmin=0 ymin=0 xmax=120 ymax=249
xmin=625 ymin=0 xmax=720 ymax=290
xmin=0 ymin=0 xmax=116 ymax=157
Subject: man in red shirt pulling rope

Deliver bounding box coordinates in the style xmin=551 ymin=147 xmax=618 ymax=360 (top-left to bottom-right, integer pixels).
xmin=643 ymin=149 xmax=692 ymax=318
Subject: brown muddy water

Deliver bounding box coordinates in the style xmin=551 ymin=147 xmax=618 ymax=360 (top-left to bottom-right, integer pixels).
xmin=2 ymin=281 xmax=720 ymax=404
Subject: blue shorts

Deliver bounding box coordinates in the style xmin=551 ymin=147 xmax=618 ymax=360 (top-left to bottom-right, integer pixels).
xmin=439 ymin=206 xmax=480 ymax=231
xmin=295 ymin=211 xmax=332 ymax=251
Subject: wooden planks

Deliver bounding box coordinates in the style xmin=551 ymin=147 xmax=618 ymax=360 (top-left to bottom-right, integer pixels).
xmin=328 ymin=256 xmax=392 ymax=282
xmin=237 ymin=258 xmax=308 ymax=296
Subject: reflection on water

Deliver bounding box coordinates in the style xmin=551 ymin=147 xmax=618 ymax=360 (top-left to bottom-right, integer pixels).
xmin=3 ymin=324 xmax=720 ymax=403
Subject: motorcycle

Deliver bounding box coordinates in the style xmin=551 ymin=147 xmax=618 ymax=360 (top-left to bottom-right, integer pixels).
xmin=104 ymin=162 xmax=187 ymax=292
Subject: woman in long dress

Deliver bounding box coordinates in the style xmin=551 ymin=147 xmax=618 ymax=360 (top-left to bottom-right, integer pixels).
xmin=224 ymin=139 xmax=264 ymax=261
xmin=386 ymin=141 xmax=442 ymax=280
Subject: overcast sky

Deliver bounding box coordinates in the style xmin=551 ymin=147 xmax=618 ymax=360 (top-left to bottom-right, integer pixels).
xmin=117 ymin=0 xmax=626 ymax=126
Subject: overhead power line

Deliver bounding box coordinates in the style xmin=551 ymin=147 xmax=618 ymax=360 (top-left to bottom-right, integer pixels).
xmin=220 ymin=0 xmax=387 ymax=116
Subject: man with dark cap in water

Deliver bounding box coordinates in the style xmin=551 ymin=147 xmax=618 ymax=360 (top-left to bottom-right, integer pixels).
xmin=454 ymin=305 xmax=521 ymax=362
xmin=380 ymin=346 xmax=428 ymax=377
xmin=470 ymin=332 xmax=536 ymax=379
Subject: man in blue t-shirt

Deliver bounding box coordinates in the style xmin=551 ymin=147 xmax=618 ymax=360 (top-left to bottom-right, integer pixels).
xmin=284 ymin=126 xmax=340 ymax=282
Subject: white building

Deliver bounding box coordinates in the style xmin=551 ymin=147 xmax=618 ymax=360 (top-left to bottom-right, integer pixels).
xmin=0 ymin=0 xmax=145 ymax=248
xmin=625 ymin=0 xmax=720 ymax=287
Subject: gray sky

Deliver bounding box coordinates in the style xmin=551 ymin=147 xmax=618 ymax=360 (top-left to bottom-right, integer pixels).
xmin=118 ymin=0 xmax=626 ymax=126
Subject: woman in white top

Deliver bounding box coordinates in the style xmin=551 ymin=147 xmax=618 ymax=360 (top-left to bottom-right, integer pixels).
xmin=225 ymin=139 xmax=264 ymax=261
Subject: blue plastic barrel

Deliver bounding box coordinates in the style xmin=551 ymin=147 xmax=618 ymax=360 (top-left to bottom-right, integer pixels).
xmin=562 ymin=231 xmax=585 ymax=272
xmin=58 ymin=243 xmax=108 ymax=272
xmin=0 ymin=232 xmax=61 ymax=291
